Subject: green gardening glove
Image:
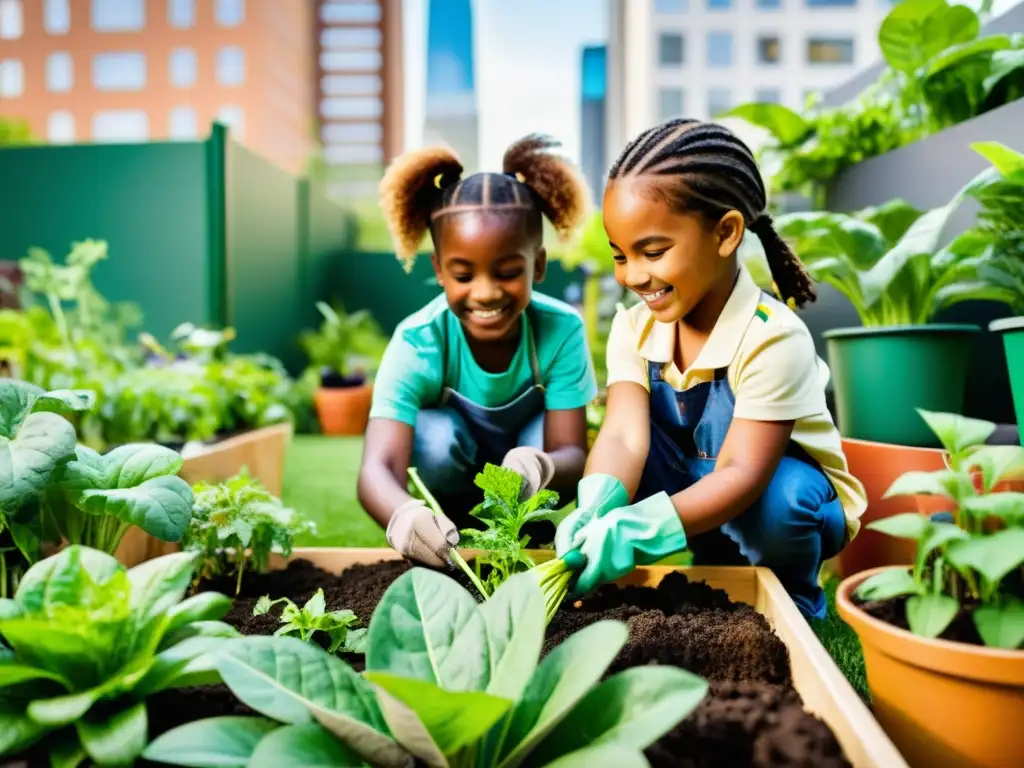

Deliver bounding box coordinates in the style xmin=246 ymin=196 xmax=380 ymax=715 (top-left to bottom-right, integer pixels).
xmin=571 ymin=492 xmax=687 ymax=596
xmin=554 ymin=474 xmax=629 ymax=558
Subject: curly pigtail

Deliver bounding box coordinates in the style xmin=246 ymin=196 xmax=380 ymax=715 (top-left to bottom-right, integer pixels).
xmin=502 ymin=134 xmax=590 ymax=242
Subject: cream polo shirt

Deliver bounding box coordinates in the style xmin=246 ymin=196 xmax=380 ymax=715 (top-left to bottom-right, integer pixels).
xmin=606 ymin=268 xmax=866 ymax=541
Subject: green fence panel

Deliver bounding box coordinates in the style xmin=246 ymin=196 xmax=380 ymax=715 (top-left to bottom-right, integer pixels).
xmin=0 ymin=141 xmax=214 ymax=339
xmin=299 ymin=180 xmax=350 ymax=333
xmin=328 ymin=250 xmax=587 ymax=334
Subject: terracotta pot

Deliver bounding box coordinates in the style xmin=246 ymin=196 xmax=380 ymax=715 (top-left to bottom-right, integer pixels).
xmin=315 ymin=385 xmax=373 ymax=436
xmin=836 ymin=438 xmax=952 ymax=577
xmin=837 ymin=568 xmax=1024 ymax=768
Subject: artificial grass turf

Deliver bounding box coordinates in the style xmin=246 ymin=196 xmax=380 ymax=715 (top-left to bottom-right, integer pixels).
xmin=280 ymin=434 xmax=868 ymax=696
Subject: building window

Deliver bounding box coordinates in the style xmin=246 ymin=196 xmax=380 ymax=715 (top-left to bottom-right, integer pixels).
xmin=91 ymin=0 xmax=144 ymax=31
xmin=321 ymin=27 xmax=382 ymax=48
xmin=755 ymin=88 xmax=782 ymax=104
xmin=806 ymin=0 xmax=856 ymax=5
xmin=707 ymin=32 xmax=733 ymax=67
xmin=658 ymin=88 xmax=685 ymax=120
xmin=93 ymin=52 xmax=146 ymax=91
xmin=217 ymin=106 xmax=245 ymax=138
xmin=707 ymin=0 xmax=731 ymax=8
xmin=757 ymin=36 xmax=781 ymax=64
xmin=92 ymin=110 xmax=149 ymax=142
xmin=758 ymin=0 xmax=781 ymax=7
xmin=321 ymin=97 xmax=383 ymax=119
xmin=659 ymin=33 xmax=684 ymax=67
xmin=46 ymin=52 xmax=73 ymax=92
xmin=807 ymin=37 xmax=854 ymax=64
xmin=48 ymin=111 xmax=75 ymax=143
xmin=325 ymin=144 xmax=384 ymax=164
xmin=168 ymin=106 xmax=197 ymax=139
xmin=0 ymin=59 xmax=23 ymax=97
xmin=655 ymin=0 xmax=687 ymax=11
xmin=169 ymin=48 xmax=196 ymax=88
xmin=320 ymin=2 xmax=380 ymax=23
xmin=216 ymin=47 xmax=245 ymax=86
xmin=708 ymin=88 xmax=732 ymax=117
xmin=0 ymin=0 xmax=22 ymax=39
xmin=215 ymin=0 xmax=245 ymax=27
xmin=321 ymin=74 xmax=383 ymax=96
xmin=45 ymin=0 xmax=70 ymax=34
xmin=322 ymin=122 xmax=382 ymax=143
xmin=320 ymin=50 xmax=382 ymax=71
xmin=168 ymin=0 xmax=195 ymax=28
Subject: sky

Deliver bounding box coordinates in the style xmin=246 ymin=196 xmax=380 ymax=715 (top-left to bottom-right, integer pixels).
xmin=403 ymin=0 xmax=609 ymax=168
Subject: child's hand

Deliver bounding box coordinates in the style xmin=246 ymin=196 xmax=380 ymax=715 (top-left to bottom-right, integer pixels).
xmin=501 ymin=446 xmax=555 ymax=499
xmin=571 ymin=492 xmax=688 ymax=595
xmin=386 ymin=499 xmax=460 ymax=567
xmin=554 ymin=474 xmax=630 ymax=557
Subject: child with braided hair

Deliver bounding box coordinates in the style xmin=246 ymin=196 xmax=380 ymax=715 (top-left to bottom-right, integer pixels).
xmin=554 ymin=119 xmax=867 ymax=619
xmin=359 ymin=135 xmax=597 ymax=568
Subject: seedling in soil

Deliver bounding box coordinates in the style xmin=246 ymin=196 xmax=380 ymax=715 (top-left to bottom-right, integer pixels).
xmin=181 ymin=469 xmax=316 ymax=595
xmin=254 ymin=588 xmax=368 ymax=654
xmin=855 ymin=409 xmax=1024 ymax=649
xmin=144 ymin=568 xmax=708 ymax=768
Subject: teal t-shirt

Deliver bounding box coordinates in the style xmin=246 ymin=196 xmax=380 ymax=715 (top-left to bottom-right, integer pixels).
xmin=369 ymin=292 xmax=598 ymax=427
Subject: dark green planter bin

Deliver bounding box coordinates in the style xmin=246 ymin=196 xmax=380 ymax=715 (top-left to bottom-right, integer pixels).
xmin=990 ymin=317 xmax=1024 ymax=447
xmin=823 ymin=324 xmax=980 ymax=448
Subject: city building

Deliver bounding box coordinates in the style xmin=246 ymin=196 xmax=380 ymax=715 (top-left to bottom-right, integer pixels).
xmin=0 ymin=0 xmax=318 ymax=174
xmin=579 ymin=44 xmax=607 ymax=203
xmin=423 ymin=0 xmax=478 ymax=172
xmin=605 ymin=0 xmax=893 ymax=163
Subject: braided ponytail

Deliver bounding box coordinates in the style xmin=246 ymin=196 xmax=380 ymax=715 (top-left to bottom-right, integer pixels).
xmin=750 ymin=215 xmax=816 ymax=308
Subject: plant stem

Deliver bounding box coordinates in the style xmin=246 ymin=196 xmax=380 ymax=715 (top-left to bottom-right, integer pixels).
xmin=407 ymin=467 xmax=489 ymax=600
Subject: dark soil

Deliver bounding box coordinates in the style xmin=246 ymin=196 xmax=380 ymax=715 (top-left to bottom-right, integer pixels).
xmin=853 ymin=593 xmax=985 ymax=645
xmin=142 ymin=560 xmax=851 ymax=766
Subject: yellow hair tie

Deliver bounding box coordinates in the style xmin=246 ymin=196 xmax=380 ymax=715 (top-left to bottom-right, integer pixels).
xmin=434 ymin=173 xmax=444 ymax=189
xmin=515 ymin=172 xmax=526 ymax=184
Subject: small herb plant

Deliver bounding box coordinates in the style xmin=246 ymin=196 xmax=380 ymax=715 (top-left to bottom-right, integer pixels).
xmin=854 ymin=409 xmax=1024 ymax=649
xmin=254 ymin=588 xmax=368 ymax=654
xmin=0 ymin=546 xmax=239 ymax=766
xmin=182 ymin=470 xmax=316 ymax=594
xmin=144 ymin=567 xmax=708 ymax=768
xmin=298 ymin=301 xmax=388 ymax=387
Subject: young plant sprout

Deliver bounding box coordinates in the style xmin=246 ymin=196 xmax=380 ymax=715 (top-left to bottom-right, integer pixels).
xmin=254 ymin=588 xmax=367 ymax=654
xmin=408 ymin=464 xmax=584 ymax=622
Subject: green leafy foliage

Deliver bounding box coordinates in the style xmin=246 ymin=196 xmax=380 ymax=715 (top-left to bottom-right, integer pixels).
xmin=726 ymin=0 xmax=1024 ymax=197
xmin=254 ymin=588 xmax=367 ymax=654
xmin=775 ymin=176 xmax=1019 ymax=326
xmin=0 ymin=546 xmax=239 ymax=766
xmin=299 ymin=301 xmax=388 ymax=382
xmin=855 ymin=410 xmax=1024 ymax=649
xmin=181 ymin=470 xmax=316 ymax=595
xmin=459 ymin=464 xmax=562 ymax=596
xmin=143 ymin=568 xmax=708 ymax=767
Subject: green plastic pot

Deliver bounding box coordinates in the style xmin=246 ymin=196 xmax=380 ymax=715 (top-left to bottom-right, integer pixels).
xmin=823 ymin=324 xmax=980 ymax=448
xmin=989 ymin=317 xmax=1024 ymax=447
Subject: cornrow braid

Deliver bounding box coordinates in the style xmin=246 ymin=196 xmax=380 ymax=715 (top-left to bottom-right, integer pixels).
xmin=378 ymin=134 xmax=590 ymax=272
xmin=609 ymin=119 xmax=816 ymax=308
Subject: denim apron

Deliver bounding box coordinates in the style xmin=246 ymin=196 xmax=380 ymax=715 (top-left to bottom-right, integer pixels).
xmin=634 ymin=358 xmax=846 ymax=619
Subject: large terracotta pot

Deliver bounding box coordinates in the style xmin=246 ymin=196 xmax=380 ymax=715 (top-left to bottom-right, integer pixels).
xmin=315 ymin=385 xmax=373 ymax=436
xmin=837 ymin=568 xmax=1024 ymax=768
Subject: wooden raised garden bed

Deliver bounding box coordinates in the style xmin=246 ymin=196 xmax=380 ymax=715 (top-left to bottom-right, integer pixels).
xmin=149 ymin=547 xmax=908 ymax=768
xmin=113 ymin=423 xmax=293 ymax=567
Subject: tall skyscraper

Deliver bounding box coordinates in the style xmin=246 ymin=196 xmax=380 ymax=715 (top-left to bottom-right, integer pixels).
xmin=579 ymin=45 xmax=607 ymax=204
xmin=423 ymin=0 xmax=478 ymax=171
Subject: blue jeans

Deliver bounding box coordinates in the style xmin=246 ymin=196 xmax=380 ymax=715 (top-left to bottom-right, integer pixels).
xmin=412 ymin=407 xmax=545 ymax=494
xmin=639 ymin=455 xmax=847 ymax=620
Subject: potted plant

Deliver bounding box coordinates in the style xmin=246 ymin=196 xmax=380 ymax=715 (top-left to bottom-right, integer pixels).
xmin=299 ymin=301 xmax=388 ymax=436
xmin=964 ymin=141 xmax=1024 ymax=447
xmin=776 ymin=176 xmax=1018 ymax=448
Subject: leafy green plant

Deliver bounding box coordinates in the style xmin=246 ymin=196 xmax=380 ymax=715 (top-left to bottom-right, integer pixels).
xmin=254 ymin=588 xmax=368 ymax=654
xmin=774 ymin=176 xmax=1019 ymax=326
xmin=143 ymin=567 xmax=708 ymax=768
xmin=0 ymin=546 xmax=239 ymax=766
xmin=0 ymin=380 xmax=194 ymax=596
xmin=182 ymin=470 xmax=316 ymax=594
xmin=298 ymin=301 xmax=388 ymax=385
xmin=854 ymin=409 xmax=1024 ymax=649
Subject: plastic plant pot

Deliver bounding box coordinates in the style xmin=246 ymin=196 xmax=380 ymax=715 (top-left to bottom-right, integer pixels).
xmin=989 ymin=317 xmax=1024 ymax=447
xmin=824 ymin=324 xmax=979 ymax=448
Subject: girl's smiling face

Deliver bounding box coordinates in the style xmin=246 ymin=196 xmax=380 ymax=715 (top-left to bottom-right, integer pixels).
xmin=431 ymin=211 xmax=547 ymax=343
xmin=602 ymin=176 xmax=744 ymax=325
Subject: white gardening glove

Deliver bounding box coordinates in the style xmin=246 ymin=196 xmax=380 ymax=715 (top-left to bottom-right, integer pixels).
xmin=501 ymin=446 xmax=556 ymax=500
xmin=386 ymin=499 xmax=460 ymax=567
